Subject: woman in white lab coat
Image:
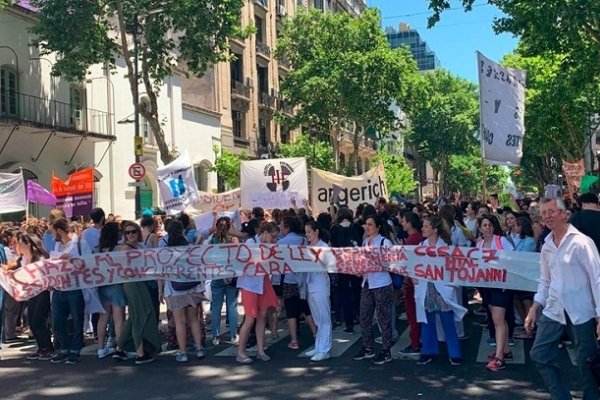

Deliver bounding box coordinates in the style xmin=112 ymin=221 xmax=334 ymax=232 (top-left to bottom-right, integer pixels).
xmin=414 ymin=215 xmax=466 ymax=366
xmin=302 ymin=220 xmax=332 ymax=362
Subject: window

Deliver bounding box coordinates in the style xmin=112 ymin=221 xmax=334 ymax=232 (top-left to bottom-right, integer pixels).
xmin=257 ymin=65 xmax=268 ymax=94
xmin=259 ymin=119 xmax=268 ymax=147
xmin=232 ymin=110 xmax=244 ymax=138
xmin=230 ymin=54 xmax=244 ymax=83
xmin=255 ymin=16 xmax=264 ymax=43
xmin=70 ymin=85 xmax=86 ymax=130
xmin=140 ymin=97 xmax=153 ymax=145
xmin=194 ymin=161 xmax=212 ymax=192
xmin=0 ymin=66 xmax=18 ymax=117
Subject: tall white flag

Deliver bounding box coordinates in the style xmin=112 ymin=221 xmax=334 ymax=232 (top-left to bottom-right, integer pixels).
xmin=477 ymin=52 xmax=526 ymax=166
xmin=0 ymin=172 xmax=26 ymax=213
xmin=157 ymin=152 xmax=200 ymax=215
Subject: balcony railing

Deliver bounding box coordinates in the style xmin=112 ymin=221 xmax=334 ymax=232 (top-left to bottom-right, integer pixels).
xmin=278 ymin=56 xmax=291 ymax=70
xmin=259 ymin=92 xmax=277 ymax=109
xmin=231 ymin=80 xmax=251 ymax=99
xmin=278 ymin=99 xmax=294 ymax=115
xmin=0 ymin=91 xmax=112 ymax=136
xmin=256 ymin=41 xmax=271 ymax=58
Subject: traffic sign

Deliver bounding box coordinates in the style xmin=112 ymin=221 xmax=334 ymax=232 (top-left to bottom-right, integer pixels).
xmin=128 ymin=163 xmax=146 ymax=180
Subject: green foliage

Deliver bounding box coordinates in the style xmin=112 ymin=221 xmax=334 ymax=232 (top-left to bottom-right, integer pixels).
xmin=276 ymin=134 xmax=334 ymax=171
xmin=29 ymin=0 xmax=247 ymax=165
xmin=445 ymin=154 xmax=510 ymax=197
xmin=211 ymin=146 xmax=246 ymax=190
xmin=275 ymin=8 xmax=419 ymax=170
xmin=404 ymin=69 xmax=479 ymax=194
xmin=373 ymin=152 xmax=417 ymax=195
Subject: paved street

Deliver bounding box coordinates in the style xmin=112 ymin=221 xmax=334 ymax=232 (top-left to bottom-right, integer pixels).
xmin=0 ymin=313 xmax=581 ymax=400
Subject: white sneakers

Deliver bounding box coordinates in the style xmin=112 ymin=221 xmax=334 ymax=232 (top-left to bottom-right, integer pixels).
xmin=212 ymin=337 xmax=220 ymax=346
xmin=176 ymin=352 xmax=188 ymax=363
xmin=304 ymin=349 xmax=316 ymax=357
xmin=97 ymin=346 xmax=115 ymax=359
xmin=310 ymin=352 xmax=330 ymax=362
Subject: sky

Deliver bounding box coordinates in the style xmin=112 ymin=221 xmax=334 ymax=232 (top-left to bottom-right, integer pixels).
xmin=368 ymin=0 xmax=519 ymax=82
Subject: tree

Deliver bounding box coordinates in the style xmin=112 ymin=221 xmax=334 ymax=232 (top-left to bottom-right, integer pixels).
xmin=30 ymin=0 xmax=247 ymax=164
xmin=373 ymin=152 xmax=417 ymax=196
xmin=276 ymin=134 xmax=334 ymax=171
xmin=502 ymin=46 xmax=600 ymax=190
xmin=211 ymin=146 xmax=246 ymax=190
xmin=405 ymin=69 xmax=479 ymax=195
xmin=275 ymin=8 xmax=418 ymax=173
xmin=445 ymin=153 xmax=509 ymax=197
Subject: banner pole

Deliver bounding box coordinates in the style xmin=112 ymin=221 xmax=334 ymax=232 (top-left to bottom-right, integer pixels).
xmin=20 ymin=167 xmax=29 ymax=221
xmin=476 ymin=51 xmax=488 ymax=202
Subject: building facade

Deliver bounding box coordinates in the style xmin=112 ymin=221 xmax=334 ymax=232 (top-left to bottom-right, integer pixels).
xmin=386 ymin=23 xmax=441 ymax=72
xmin=0 ymin=3 xmax=220 ymax=219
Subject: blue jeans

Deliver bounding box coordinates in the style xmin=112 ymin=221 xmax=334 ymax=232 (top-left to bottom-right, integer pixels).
xmin=210 ymin=280 xmax=238 ymax=339
xmin=421 ymin=310 xmax=461 ymax=359
xmin=530 ymin=314 xmax=600 ymax=400
xmin=51 ymin=290 xmax=85 ymax=354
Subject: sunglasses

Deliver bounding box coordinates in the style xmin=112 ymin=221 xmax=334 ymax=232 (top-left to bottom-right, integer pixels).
xmin=124 ymin=230 xmax=138 ymax=235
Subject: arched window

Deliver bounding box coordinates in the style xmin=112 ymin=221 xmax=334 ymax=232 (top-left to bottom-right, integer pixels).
xmin=140 ymin=97 xmax=153 ymax=145
xmin=194 ymin=160 xmax=212 ymax=192
xmin=1 ymin=66 xmax=18 ymax=118
xmin=70 ymin=85 xmax=86 ymax=130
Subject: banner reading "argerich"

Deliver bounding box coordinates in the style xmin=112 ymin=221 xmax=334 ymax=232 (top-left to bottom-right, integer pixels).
xmin=0 ymin=245 xmax=541 ymax=301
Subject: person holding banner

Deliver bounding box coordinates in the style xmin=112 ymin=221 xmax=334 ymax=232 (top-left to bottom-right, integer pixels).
xmin=477 ymin=215 xmax=514 ymax=372
xmin=114 ymin=221 xmax=161 ymax=365
xmin=302 ymin=220 xmax=332 ymax=362
xmin=414 ymin=215 xmax=466 ymax=366
xmin=17 ymin=234 xmax=54 ymax=361
xmin=353 ymin=214 xmax=394 ymax=365
xmin=236 ymin=222 xmax=280 ymax=364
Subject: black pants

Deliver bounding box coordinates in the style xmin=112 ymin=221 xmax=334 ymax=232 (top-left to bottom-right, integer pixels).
xmin=28 ymin=291 xmax=53 ymax=351
xmin=335 ymin=274 xmax=362 ymax=329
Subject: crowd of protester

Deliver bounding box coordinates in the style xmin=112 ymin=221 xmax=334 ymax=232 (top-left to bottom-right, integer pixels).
xmin=0 ymin=192 xmax=599 ymax=398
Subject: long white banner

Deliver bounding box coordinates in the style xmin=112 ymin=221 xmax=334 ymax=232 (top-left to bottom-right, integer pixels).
xmin=311 ymin=164 xmax=388 ymax=214
xmin=0 ymin=244 xmax=541 ymax=301
xmin=241 ymin=157 xmax=309 ymax=209
xmin=477 ymin=52 xmax=527 ymax=166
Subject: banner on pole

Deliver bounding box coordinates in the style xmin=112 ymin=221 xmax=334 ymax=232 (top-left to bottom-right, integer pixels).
xmin=0 ymin=244 xmax=542 ymax=301
xmin=157 ymin=152 xmax=200 ymax=215
xmin=311 ymin=163 xmax=388 ymax=214
xmin=0 ymin=172 xmax=26 ymax=213
xmin=27 ymin=180 xmax=57 ymax=206
xmin=193 ymin=188 xmax=241 ymax=213
xmin=562 ymin=160 xmax=585 ymax=197
xmin=241 ymin=157 xmax=308 ymax=209
xmin=477 ymin=52 xmax=526 ymax=166
xmin=51 ymin=168 xmax=94 ymax=218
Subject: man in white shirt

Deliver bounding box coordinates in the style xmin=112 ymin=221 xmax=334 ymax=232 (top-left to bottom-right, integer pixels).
xmin=525 ymin=197 xmax=600 ymax=400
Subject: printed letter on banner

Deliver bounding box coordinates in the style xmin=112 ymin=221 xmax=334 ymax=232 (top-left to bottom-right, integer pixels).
xmin=241 ymin=157 xmax=309 ymax=209
xmin=311 ymin=163 xmax=388 ymax=214
xmin=157 ymin=152 xmax=200 ymax=215
xmin=477 ymin=52 xmax=526 ymax=166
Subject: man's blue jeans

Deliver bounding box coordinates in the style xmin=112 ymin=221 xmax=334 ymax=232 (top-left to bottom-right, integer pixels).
xmin=530 ymin=314 xmax=600 ymax=400
xmin=210 ymin=280 xmax=238 ymax=339
xmin=51 ymin=290 xmax=85 ymax=354
xmin=0 ymin=287 xmax=4 ymax=345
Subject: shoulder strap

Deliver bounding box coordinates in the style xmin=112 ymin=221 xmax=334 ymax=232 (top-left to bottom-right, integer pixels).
xmin=494 ymin=235 xmax=504 ymax=250
xmin=380 ymin=238 xmax=386 ymax=247
xmin=144 ymin=234 xmax=151 ymax=245
xmin=76 ymin=239 xmax=82 ymax=256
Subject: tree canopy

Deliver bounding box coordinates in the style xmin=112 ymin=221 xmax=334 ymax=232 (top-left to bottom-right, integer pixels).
xmin=276 ymin=134 xmax=334 ymax=172
xmin=30 ymin=0 xmax=247 ymax=164
xmin=275 ymin=8 xmax=418 ymax=172
xmin=373 ymin=152 xmax=417 ymax=196
xmin=405 ymin=69 xmax=479 ymax=195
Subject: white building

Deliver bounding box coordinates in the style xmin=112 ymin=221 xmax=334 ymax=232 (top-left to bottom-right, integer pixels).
xmin=0 ymin=3 xmax=219 ymax=219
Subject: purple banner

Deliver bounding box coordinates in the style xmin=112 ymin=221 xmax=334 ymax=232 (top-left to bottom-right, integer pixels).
xmin=55 ymin=193 xmax=93 ymax=218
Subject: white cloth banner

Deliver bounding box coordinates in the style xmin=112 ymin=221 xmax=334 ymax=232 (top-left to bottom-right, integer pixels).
xmin=0 ymin=172 xmax=26 ymax=214
xmin=477 ymin=52 xmax=526 ymax=166
xmin=241 ymin=157 xmax=308 ymax=209
xmin=0 ymin=244 xmax=541 ymax=301
xmin=311 ymin=164 xmax=388 ymax=214
xmin=157 ymin=152 xmax=200 ymax=215
xmin=192 ymin=188 xmax=241 ymax=213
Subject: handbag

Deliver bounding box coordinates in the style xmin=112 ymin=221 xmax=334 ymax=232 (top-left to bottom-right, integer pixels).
xmin=586 ymin=344 xmax=600 ymax=387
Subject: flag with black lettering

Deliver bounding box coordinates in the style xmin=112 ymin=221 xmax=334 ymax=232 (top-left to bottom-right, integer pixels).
xmin=477 ymin=52 xmax=526 ymax=166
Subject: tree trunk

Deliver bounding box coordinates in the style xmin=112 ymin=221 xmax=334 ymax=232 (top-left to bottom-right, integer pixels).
xmin=333 ymin=116 xmax=342 ymax=173
xmin=115 ymin=0 xmax=173 ymax=166
xmin=351 ymin=124 xmax=360 ymax=175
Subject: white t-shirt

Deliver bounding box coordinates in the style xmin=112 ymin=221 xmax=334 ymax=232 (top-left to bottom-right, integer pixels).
xmin=81 ymin=226 xmax=101 ymax=252
xmin=237 ymin=237 xmax=265 ymax=294
xmin=362 ymin=234 xmax=393 ymax=289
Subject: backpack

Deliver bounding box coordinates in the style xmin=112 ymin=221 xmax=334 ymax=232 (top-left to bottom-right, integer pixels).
xmin=378 ymin=237 xmax=403 ymax=289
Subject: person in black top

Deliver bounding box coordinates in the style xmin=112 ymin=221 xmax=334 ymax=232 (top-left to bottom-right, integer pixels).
xmin=569 ymin=192 xmax=600 ymax=251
